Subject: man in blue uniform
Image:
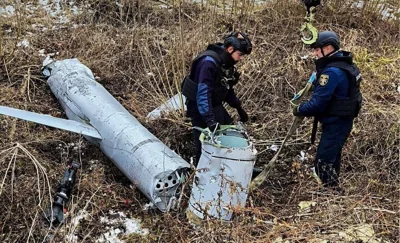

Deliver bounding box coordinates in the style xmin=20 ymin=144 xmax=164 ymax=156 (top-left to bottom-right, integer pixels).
xmin=181 ymin=32 xmax=252 ymax=164
xmin=293 ymin=31 xmax=362 ymax=188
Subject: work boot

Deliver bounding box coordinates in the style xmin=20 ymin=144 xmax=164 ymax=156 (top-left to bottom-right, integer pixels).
xmin=315 ymin=162 xmax=339 ymax=187
xmin=251 ymin=167 xmax=263 ymax=180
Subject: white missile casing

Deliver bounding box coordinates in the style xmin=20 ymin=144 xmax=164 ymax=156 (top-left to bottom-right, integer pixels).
xmin=187 ymin=127 xmax=257 ymax=221
xmin=41 ymin=58 xmax=190 ymax=211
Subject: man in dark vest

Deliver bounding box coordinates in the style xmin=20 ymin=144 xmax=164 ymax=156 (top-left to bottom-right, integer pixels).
xmin=182 ymin=32 xmax=252 ymax=164
xmin=293 ymin=31 xmax=362 ymax=189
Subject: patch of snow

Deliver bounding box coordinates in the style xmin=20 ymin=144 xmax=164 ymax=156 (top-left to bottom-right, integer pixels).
xmin=70 ymin=210 xmax=89 ymax=228
xmin=353 ymin=0 xmax=364 ymax=9
xmin=39 ymin=0 xmax=62 ymax=17
xmin=96 ymin=210 xmax=148 ymax=243
xmin=65 ymin=210 xmax=90 ymax=243
xmin=58 ymin=15 xmax=70 ymax=24
xmin=17 ymin=40 xmax=30 ymax=48
xmin=19 ymin=0 xmax=87 ymax=25
xmin=98 ymin=228 xmax=124 ymax=243
xmin=380 ymin=7 xmax=399 ymax=19
xmin=70 ymin=5 xmax=79 ymax=15
xmin=0 ymin=5 xmax=15 ymax=16
xmin=42 ymin=56 xmax=54 ymax=68
xmin=300 ymin=55 xmax=309 ymax=60
xmin=269 ymin=144 xmax=279 ymax=152
xmin=125 ymin=219 xmax=149 ymax=235
xmin=39 ymin=49 xmax=46 ymax=57
xmin=299 ymin=150 xmax=308 ymax=161
xmin=353 ymin=0 xmax=399 ymax=20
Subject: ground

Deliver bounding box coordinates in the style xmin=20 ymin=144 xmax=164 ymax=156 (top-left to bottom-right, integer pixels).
xmin=0 ymin=0 xmax=399 ymax=242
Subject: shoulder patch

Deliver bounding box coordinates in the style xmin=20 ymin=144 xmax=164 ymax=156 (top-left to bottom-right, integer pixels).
xmin=319 ymin=74 xmax=329 ymax=86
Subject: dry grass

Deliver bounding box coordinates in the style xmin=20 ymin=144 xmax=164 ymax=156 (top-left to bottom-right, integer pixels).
xmin=0 ymin=0 xmax=399 ymax=242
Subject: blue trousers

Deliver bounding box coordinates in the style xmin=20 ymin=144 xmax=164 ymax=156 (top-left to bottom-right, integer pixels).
xmin=315 ymin=118 xmax=353 ymax=187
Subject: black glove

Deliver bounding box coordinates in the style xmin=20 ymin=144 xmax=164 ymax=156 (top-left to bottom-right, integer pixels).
xmin=292 ymin=104 xmax=301 ymax=116
xmin=207 ymin=121 xmax=220 ymax=133
xmin=227 ymin=70 xmax=241 ymax=86
xmin=237 ymin=107 xmax=249 ymax=123
xmin=233 ymin=71 xmax=241 ymax=84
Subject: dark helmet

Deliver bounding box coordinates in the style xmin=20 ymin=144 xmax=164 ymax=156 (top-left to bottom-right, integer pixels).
xmin=224 ymin=32 xmax=252 ymax=55
xmin=310 ymin=31 xmax=340 ymax=50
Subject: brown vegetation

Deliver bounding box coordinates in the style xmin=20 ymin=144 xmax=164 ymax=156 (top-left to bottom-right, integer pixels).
xmin=0 ymin=0 xmax=399 ymax=242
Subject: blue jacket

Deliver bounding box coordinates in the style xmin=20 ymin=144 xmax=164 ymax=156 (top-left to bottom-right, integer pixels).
xmin=298 ymin=51 xmax=352 ymax=123
xmin=186 ymin=45 xmax=240 ymax=124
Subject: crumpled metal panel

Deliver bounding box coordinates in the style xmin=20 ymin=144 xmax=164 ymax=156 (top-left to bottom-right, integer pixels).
xmin=146 ymin=93 xmax=186 ymax=120
xmin=45 ymin=58 xmax=190 ymax=211
xmin=188 ymin=128 xmax=257 ymax=221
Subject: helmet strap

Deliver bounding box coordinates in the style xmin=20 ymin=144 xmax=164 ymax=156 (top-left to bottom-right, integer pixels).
xmin=321 ymin=47 xmax=339 ymax=57
xmin=221 ymin=50 xmax=236 ymax=67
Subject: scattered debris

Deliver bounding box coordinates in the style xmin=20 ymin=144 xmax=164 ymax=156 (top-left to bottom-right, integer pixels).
xmin=147 ymin=93 xmax=187 ymax=120
xmin=311 ymin=167 xmax=322 ymax=184
xmin=339 ymin=224 xmax=391 ymax=243
xmin=142 ymin=202 xmax=156 ymax=211
xmin=298 ymin=201 xmax=316 ymax=213
xmin=272 ymin=237 xmax=289 ymax=243
xmin=38 ymin=49 xmax=46 ymax=56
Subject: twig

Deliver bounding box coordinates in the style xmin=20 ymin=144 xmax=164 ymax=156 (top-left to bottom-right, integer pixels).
xmin=3 ymin=59 xmax=12 ymax=84
xmin=0 ymin=147 xmax=17 ymax=197
xmin=16 ymin=143 xmax=52 ymax=242
xmin=353 ymin=207 xmax=397 ymax=215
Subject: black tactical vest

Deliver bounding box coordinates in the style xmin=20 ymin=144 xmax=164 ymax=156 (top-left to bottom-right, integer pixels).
xmin=181 ymin=45 xmax=237 ymax=106
xmin=318 ymin=61 xmax=363 ymax=117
